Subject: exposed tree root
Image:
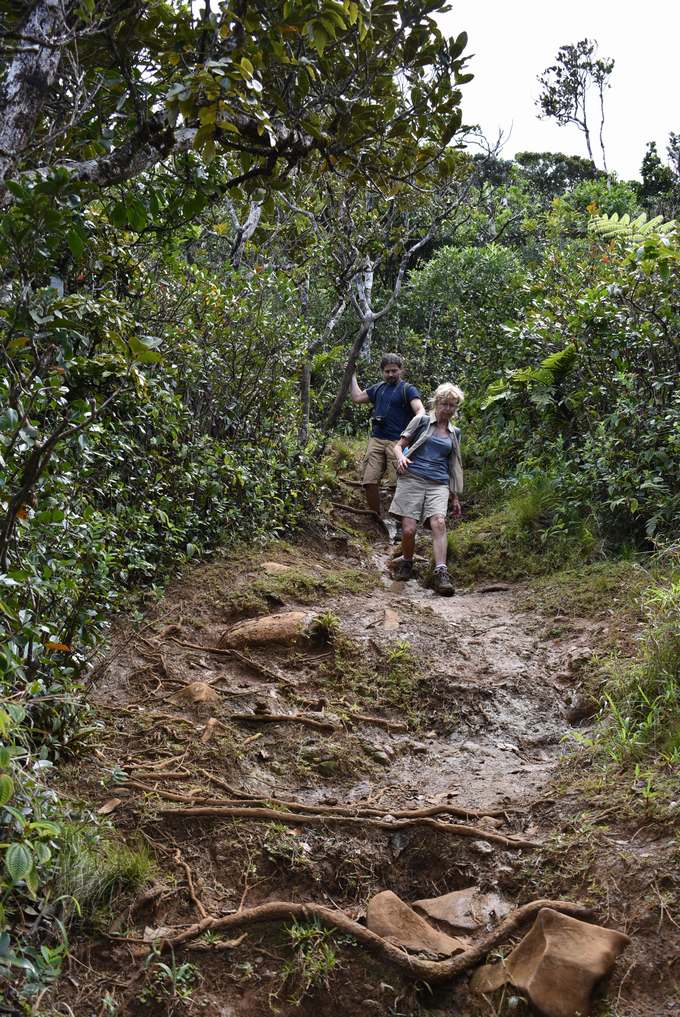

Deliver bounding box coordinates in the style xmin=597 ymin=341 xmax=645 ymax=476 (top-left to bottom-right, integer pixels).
xmin=156 ymin=804 xmax=539 ymax=848
xmin=230 ymin=711 xmax=338 ymax=732
xmin=124 ymin=778 xmax=509 ymax=823
xmin=173 ymin=849 xmax=207 ymax=919
xmin=349 ymin=713 xmax=408 ymax=731
xmin=152 ymin=898 xmax=592 ymax=984
xmin=170 ymin=637 xmax=296 ymax=686
xmin=185 ymin=933 xmax=248 ymax=952
xmin=331 ymin=502 xmax=389 ymax=534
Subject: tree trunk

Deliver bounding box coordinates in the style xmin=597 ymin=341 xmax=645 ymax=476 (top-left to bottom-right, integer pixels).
xmin=0 ymin=0 xmax=72 ymax=181
xmin=323 ymin=320 xmax=372 ymax=433
xmin=598 ymin=87 xmax=608 ymax=173
xmin=298 ymin=361 xmax=311 ymax=444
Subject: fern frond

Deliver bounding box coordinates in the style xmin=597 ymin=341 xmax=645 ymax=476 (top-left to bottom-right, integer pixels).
xmin=588 ymin=210 xmax=677 ymax=244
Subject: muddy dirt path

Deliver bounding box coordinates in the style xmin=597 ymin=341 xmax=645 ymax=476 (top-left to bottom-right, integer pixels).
xmin=54 ymin=534 xmax=673 ymax=1017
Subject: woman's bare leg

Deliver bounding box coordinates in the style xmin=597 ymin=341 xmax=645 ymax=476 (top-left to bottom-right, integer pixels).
xmin=429 ymin=514 xmax=448 ymax=567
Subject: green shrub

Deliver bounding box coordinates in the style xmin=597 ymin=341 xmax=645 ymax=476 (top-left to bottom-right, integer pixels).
xmin=446 ymin=475 xmax=596 ymax=582
xmin=55 ymin=827 xmax=153 ymax=927
xmin=599 ymin=575 xmax=680 ymax=763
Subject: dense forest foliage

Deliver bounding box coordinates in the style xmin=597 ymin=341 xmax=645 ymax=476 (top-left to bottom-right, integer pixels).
xmin=0 ymin=0 xmax=678 ymax=999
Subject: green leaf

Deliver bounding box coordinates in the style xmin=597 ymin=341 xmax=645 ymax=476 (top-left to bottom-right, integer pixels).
xmin=5 ymin=842 xmax=33 ymax=883
xmin=0 ymin=774 xmax=13 ymax=806
xmin=128 ymin=336 xmax=162 ymax=364
xmin=34 ymin=842 xmax=52 ymax=865
xmin=25 ymin=864 xmax=39 ymax=898
xmin=67 ymin=227 xmax=86 ymax=259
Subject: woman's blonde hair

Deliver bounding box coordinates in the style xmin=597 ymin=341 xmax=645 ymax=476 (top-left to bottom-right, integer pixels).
xmin=429 ymin=382 xmax=465 ymax=413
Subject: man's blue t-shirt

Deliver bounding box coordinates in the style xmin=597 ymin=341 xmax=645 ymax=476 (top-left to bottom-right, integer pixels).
xmin=365 ymin=380 xmax=420 ymax=440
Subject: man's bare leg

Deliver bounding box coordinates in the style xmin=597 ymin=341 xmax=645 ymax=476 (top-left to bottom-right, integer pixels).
xmin=401 ymin=517 xmax=417 ymax=560
xmin=364 ymin=483 xmax=381 ymax=516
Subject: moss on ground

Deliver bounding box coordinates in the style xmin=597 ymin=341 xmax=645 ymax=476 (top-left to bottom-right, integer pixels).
xmin=446 ymin=507 xmax=592 ymax=583
xmin=521 ymin=560 xmax=652 ymax=620
xmin=319 ymin=634 xmax=423 ymax=726
xmin=252 ymin=564 xmax=372 ymax=604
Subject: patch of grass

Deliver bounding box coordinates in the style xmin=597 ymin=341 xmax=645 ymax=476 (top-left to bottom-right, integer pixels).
xmin=276 ymin=917 xmax=347 ymax=1006
xmin=321 ymin=436 xmax=365 ymax=480
xmin=254 ymin=565 xmax=370 ymax=604
xmin=522 ymin=560 xmax=651 ymax=621
xmin=382 ymin=639 xmax=420 ymax=712
xmin=55 ymin=825 xmax=154 ymax=927
xmin=552 ymin=568 xmax=680 ymax=822
xmin=308 ymin=609 xmax=341 ymax=644
xmin=595 ymin=575 xmax=680 ymax=766
xmin=221 ymin=562 xmax=373 ymax=617
xmin=446 ymin=478 xmax=598 ymax=583
xmin=321 ymin=635 xmax=422 ymax=724
xmin=139 ymin=949 xmax=201 ymax=1011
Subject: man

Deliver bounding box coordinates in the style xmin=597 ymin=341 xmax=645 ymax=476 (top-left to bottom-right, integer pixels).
xmin=350 ymin=353 xmax=424 ymax=516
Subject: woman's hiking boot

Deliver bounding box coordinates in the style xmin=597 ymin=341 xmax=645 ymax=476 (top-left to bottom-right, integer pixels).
xmin=393 ymin=558 xmax=413 ymax=581
xmin=432 ymin=566 xmax=455 ymax=596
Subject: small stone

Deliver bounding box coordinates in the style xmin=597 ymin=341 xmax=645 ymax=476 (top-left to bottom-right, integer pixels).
xmin=478 ymin=815 xmax=503 ymax=829
xmin=461 ymin=740 xmax=481 ymax=752
xmin=410 ymin=741 xmax=428 ymax=754
xmin=363 ymin=742 xmax=392 ymax=765
xmin=261 ymin=562 xmax=293 ymax=575
xmin=565 ymin=693 xmax=595 ymax=723
xmin=413 ymin=887 xmax=511 ymax=932
xmin=470 ymin=840 xmax=494 ymax=855
xmin=367 ymin=891 xmax=467 ymax=956
xmin=383 ymin=608 xmax=400 ymax=631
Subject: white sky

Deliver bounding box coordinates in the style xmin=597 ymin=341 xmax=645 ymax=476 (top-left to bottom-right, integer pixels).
xmin=436 ymin=1 xmax=679 ymax=180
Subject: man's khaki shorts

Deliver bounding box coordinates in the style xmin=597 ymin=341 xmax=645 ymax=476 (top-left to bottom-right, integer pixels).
xmin=389 ymin=473 xmax=449 ymax=523
xmin=361 ymin=436 xmax=399 ymax=487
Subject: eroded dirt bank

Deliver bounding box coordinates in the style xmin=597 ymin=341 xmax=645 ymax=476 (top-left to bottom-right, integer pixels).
xmin=53 ymin=533 xmax=679 ymax=1017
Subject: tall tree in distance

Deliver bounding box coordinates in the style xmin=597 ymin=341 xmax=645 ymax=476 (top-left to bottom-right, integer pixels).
xmin=536 ymin=39 xmax=614 ymax=170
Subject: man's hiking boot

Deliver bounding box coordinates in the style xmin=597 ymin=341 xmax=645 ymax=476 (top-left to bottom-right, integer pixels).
xmin=432 ymin=567 xmax=455 ymax=596
xmin=393 ymin=558 xmax=413 ymax=581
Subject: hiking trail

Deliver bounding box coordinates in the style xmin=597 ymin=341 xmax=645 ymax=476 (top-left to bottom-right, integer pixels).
xmin=53 ymin=527 xmax=677 ymax=1017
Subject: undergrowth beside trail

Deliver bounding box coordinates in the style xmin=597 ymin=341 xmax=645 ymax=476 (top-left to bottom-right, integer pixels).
xmin=592 ymin=571 xmax=680 ymax=769
xmin=446 ymin=474 xmax=598 ymax=583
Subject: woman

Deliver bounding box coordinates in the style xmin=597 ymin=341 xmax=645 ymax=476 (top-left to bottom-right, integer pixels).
xmin=389 ymin=383 xmax=464 ymax=595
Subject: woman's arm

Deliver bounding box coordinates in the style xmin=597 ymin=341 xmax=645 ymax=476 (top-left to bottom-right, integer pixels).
xmin=393 ymin=436 xmax=411 ymax=474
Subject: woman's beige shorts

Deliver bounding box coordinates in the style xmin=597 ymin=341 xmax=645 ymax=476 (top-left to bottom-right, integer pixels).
xmin=389 ymin=473 xmax=449 ymax=523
